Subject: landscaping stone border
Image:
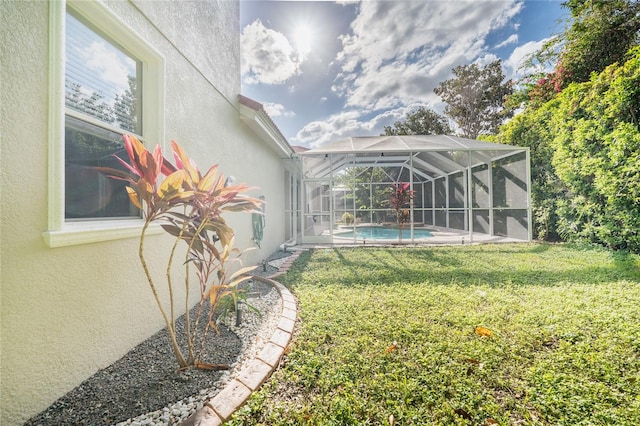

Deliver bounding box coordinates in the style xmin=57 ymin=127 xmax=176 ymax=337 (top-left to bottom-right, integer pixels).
xmin=180 ymin=251 xmax=302 ymax=426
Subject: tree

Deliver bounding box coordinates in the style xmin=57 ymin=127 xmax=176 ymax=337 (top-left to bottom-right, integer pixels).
xmin=382 ymin=106 xmax=451 ymax=136
xmin=490 ymin=103 xmax=566 ymax=241
xmin=494 ymin=1 xmax=639 ymax=251
xmin=516 ymin=0 xmax=640 ymax=108
xmin=434 ymin=60 xmax=513 ymax=139
xmin=549 ymin=48 xmax=640 ymax=252
xmin=494 ymin=47 xmax=640 ymax=252
xmin=335 ymin=167 xmax=392 ymax=223
xmin=113 ymin=75 xmax=138 ymax=133
xmin=558 ymin=0 xmax=640 ymax=85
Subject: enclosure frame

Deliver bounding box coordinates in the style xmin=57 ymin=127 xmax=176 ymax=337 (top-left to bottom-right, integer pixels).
xmin=297 ymin=135 xmax=532 ymax=245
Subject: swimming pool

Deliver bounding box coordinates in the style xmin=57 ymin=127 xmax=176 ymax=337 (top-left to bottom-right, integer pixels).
xmin=336 ymin=226 xmax=432 ymax=240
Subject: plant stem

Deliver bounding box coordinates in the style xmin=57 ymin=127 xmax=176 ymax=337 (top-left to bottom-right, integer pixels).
xmin=166 ymin=220 xmax=185 ymax=360
xmin=139 ymin=220 xmax=188 ymax=368
xmin=185 ymin=211 xmax=213 ymax=363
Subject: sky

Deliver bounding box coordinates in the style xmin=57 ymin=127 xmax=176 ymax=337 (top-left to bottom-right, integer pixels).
xmin=240 ymin=0 xmax=568 ymax=149
xmin=67 ymin=12 xmax=136 ymax=108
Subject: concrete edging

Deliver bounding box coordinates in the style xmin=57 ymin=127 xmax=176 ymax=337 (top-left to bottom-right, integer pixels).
xmin=179 ymin=251 xmax=302 ymax=426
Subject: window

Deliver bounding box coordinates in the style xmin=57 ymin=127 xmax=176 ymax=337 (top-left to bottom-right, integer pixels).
xmin=65 ymin=10 xmax=142 ymax=219
xmin=44 ymin=0 xmax=165 ymax=247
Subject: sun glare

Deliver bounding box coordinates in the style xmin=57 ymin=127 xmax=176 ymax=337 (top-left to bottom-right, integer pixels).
xmin=293 ymin=24 xmax=313 ymax=56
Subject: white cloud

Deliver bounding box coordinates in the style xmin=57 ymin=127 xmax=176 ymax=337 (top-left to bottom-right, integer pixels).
xmin=80 ymin=41 xmax=133 ymax=93
xmin=474 ymin=53 xmax=500 ymax=68
xmin=334 ymin=1 xmax=524 ymax=110
xmin=294 ymin=110 xmax=373 ymax=148
xmin=495 ymin=34 xmax=519 ymax=49
xmin=504 ymin=37 xmax=553 ymax=80
xmin=292 ymin=103 xmax=435 ymax=149
xmin=242 ymin=0 xmax=567 ymax=148
xmin=241 ymin=19 xmax=306 ymax=85
xmin=263 ymin=102 xmax=295 ymax=118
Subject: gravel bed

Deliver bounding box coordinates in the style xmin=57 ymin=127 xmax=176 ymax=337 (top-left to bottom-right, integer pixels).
xmin=25 ymin=250 xmax=295 ymax=426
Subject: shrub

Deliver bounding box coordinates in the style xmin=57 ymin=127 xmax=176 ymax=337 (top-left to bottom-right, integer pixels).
xmin=100 ymin=135 xmax=262 ymax=369
xmin=389 ymin=182 xmax=415 ymax=241
xmin=341 ymin=212 xmax=354 ymax=225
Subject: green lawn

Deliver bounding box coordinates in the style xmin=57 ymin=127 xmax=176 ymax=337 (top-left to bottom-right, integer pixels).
xmin=230 ymin=243 xmax=640 ymax=425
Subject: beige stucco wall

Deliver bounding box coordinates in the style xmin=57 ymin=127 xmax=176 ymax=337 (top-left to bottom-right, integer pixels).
xmin=0 ymin=1 xmax=289 ymax=424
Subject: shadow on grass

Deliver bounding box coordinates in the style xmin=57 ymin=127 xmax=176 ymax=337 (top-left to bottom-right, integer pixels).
xmin=289 ymin=243 xmax=639 ymax=289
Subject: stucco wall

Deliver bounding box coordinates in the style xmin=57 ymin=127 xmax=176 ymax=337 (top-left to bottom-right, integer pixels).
xmin=0 ymin=1 xmax=288 ymax=424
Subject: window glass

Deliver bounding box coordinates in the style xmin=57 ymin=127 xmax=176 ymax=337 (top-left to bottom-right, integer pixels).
xmin=65 ymin=116 xmax=138 ymax=218
xmin=64 ymin=10 xmax=141 ymax=219
xmin=65 ymin=11 xmax=141 ymax=133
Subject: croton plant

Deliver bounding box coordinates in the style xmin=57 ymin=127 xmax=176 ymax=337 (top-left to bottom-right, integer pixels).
xmin=99 ymin=135 xmax=262 ymax=369
xmin=389 ymin=182 xmax=415 ymax=242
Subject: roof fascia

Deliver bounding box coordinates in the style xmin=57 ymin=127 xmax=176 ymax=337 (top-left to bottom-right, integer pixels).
xmin=238 ymin=96 xmax=293 ymax=159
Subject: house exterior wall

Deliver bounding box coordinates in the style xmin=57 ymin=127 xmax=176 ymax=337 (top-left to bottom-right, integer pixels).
xmin=0 ymin=1 xmax=288 ymax=424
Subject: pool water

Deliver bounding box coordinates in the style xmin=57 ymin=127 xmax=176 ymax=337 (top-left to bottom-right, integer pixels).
xmin=336 ymin=226 xmax=432 ymax=240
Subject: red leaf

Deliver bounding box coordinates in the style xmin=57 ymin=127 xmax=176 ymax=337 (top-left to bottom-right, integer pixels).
xmin=152 ymin=144 xmax=163 ymax=181
xmin=383 ymin=340 xmax=398 ymax=354
xmin=113 ymin=153 xmax=141 ymax=177
xmin=140 ymin=150 xmax=158 ymax=185
xmin=122 ymin=134 xmax=136 ymax=165
xmin=161 ymin=158 xmax=177 ymax=176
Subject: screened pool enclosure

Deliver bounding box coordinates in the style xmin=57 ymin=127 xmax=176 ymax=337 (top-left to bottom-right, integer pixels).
xmin=297 ymin=135 xmax=531 ymax=244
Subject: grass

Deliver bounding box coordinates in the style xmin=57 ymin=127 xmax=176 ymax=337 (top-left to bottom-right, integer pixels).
xmin=230 ymin=243 xmax=640 ymax=425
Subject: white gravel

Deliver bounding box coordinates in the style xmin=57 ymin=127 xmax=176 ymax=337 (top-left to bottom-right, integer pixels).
xmin=25 ymin=251 xmax=296 ymax=426
xmin=117 ymin=286 xmax=283 ymax=425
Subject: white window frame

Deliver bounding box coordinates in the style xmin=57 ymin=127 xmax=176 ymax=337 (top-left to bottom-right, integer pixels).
xmin=44 ymin=0 xmax=165 ymax=248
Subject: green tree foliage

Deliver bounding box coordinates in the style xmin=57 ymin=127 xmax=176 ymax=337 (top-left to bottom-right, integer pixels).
xmin=113 ymin=75 xmax=138 ymax=133
xmin=491 ymin=106 xmax=565 ymax=241
xmin=336 ymin=167 xmax=392 ymax=223
xmin=495 ymin=48 xmax=640 ymax=251
xmin=559 ymin=0 xmax=640 ymax=85
xmin=516 ymin=0 xmax=639 ymax=108
xmin=496 ymin=1 xmax=639 ymax=251
xmin=434 ymin=60 xmax=513 ymax=139
xmin=382 ymin=106 xmax=451 ymax=136
xmin=550 ymin=48 xmax=640 ymax=251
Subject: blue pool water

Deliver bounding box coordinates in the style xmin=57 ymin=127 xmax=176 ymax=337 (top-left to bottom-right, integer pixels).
xmin=336 ymin=226 xmax=432 ymax=240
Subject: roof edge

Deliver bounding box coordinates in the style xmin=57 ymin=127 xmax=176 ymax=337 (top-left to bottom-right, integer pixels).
xmin=298 ymin=134 xmax=527 ymax=155
xmin=238 ymin=95 xmax=293 ymax=159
